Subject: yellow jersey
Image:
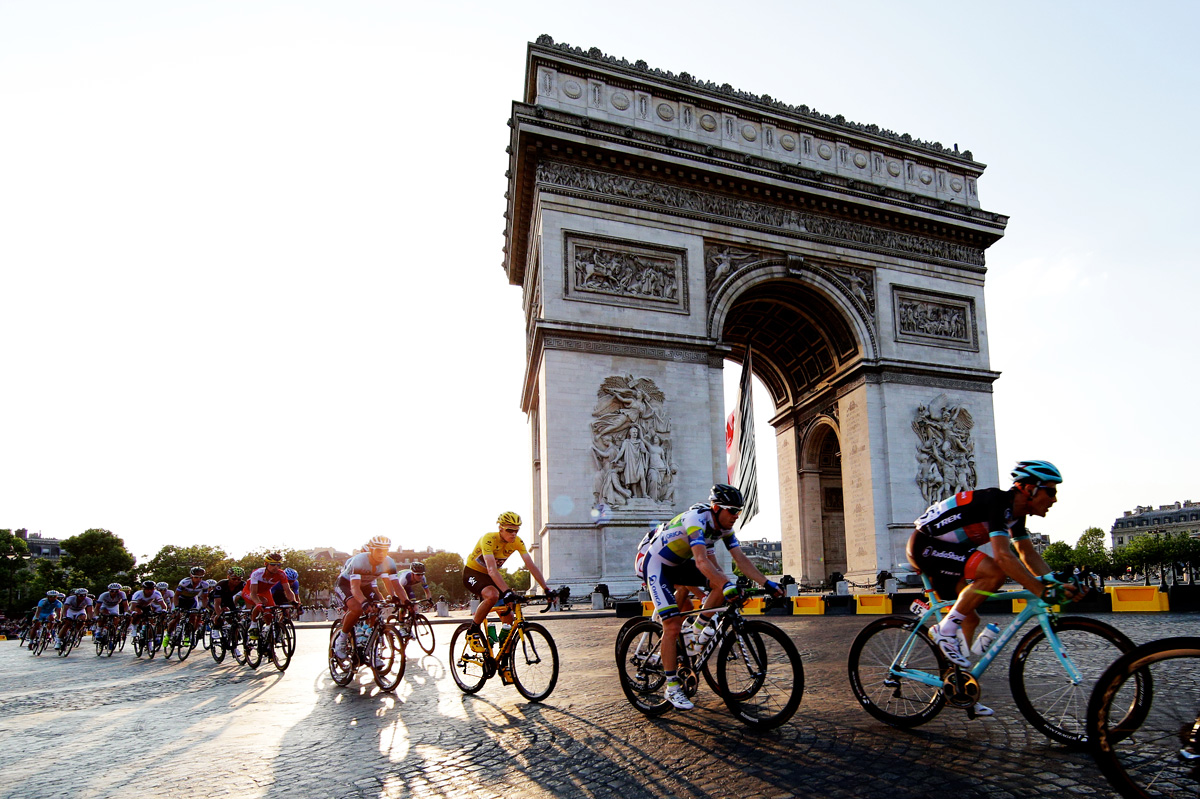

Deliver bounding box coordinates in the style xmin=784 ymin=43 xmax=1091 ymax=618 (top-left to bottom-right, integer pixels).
xmin=466 ymin=532 xmax=528 ymax=571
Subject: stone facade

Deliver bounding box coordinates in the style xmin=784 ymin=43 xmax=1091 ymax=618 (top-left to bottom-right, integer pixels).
xmin=1110 ymin=501 xmax=1200 ymax=548
xmin=503 ymin=38 xmax=1007 ymax=591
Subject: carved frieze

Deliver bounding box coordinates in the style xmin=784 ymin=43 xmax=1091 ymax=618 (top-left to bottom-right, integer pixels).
xmin=563 ymin=232 xmax=688 ymax=314
xmin=590 ymin=376 xmax=676 ymax=509
xmin=912 ymin=394 xmax=978 ymax=504
xmin=892 ymin=287 xmax=978 ymax=351
xmin=536 ymin=161 xmax=985 ymax=267
xmin=829 ymin=265 xmax=875 ymax=316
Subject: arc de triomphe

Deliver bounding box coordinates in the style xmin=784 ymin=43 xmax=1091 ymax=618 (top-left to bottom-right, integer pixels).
xmin=501 ymin=37 xmax=1008 ymax=591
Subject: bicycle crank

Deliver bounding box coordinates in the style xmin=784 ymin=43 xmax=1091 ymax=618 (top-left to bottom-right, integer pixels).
xmin=941 ymin=668 xmax=981 ymax=709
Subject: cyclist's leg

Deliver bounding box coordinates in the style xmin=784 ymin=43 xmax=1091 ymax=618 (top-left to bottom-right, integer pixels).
xmin=955 ymin=553 xmax=1004 ymax=646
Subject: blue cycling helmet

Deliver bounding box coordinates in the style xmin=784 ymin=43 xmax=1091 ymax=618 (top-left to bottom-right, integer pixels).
xmin=284 ymin=567 xmax=298 ymax=580
xmin=1011 ymin=460 xmax=1063 ymax=485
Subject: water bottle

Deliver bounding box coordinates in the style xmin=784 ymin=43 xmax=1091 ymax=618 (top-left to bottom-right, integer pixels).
xmin=487 ymin=623 xmax=498 ymax=644
xmin=971 ymin=623 xmax=1000 ymax=656
xmin=354 ymin=621 xmax=370 ymax=647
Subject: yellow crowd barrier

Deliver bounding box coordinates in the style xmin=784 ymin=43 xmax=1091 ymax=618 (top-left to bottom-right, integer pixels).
xmin=855 ymin=594 xmax=892 ymax=614
xmin=792 ymin=595 xmax=824 ymax=615
xmin=1107 ymin=585 xmax=1170 ymax=612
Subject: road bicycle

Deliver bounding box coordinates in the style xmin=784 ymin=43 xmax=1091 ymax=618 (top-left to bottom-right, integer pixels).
xmin=28 ymin=620 xmax=56 ymax=656
xmin=449 ymin=596 xmax=559 ymax=702
xmin=55 ymin=617 xmax=87 ymax=657
xmin=328 ymin=599 xmax=406 ymax=692
xmin=131 ymin=612 xmax=165 ymax=659
xmin=615 ymin=589 xmax=804 ymax=730
xmin=1086 ymin=636 xmax=1200 ymax=798
xmin=93 ymin=614 xmax=123 ymax=657
xmin=396 ymin=606 xmax=435 ymax=655
xmin=164 ymin=608 xmax=206 ymax=661
xmin=847 ymin=575 xmax=1146 ymax=748
xmin=242 ymin=603 xmax=296 ymax=671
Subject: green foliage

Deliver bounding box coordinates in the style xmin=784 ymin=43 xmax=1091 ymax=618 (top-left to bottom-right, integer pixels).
xmin=424 ymin=552 xmax=466 ymax=601
xmin=29 ymin=558 xmax=70 ymax=600
xmin=501 ymin=567 xmax=531 ymax=591
xmin=59 ymin=529 xmax=137 ymax=594
xmin=144 ymin=544 xmax=230 ymax=588
xmin=1041 ymin=541 xmax=1075 ymax=571
xmin=0 ymin=529 xmax=33 ymax=615
xmin=1073 ymin=527 xmax=1109 ymax=567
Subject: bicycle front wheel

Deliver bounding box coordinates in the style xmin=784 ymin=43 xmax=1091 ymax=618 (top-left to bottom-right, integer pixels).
xmin=847 ymin=615 xmax=947 ymax=728
xmin=1088 ymin=636 xmax=1200 ymax=799
xmin=268 ymin=623 xmax=291 ymax=671
xmin=328 ymin=622 xmax=354 ymax=687
xmin=413 ymin=614 xmax=435 ymax=655
xmin=283 ymin=619 xmax=297 ymax=657
xmin=210 ymin=626 xmax=227 ymax=664
xmin=369 ymin=625 xmax=405 ymax=692
xmin=615 ymin=619 xmax=671 ymax=717
xmin=716 ymin=620 xmax=803 ymax=730
xmin=1010 ymin=615 xmax=1140 ymax=748
xmin=509 ymin=622 xmax=559 ymax=702
xmin=448 ymin=623 xmax=489 ymax=694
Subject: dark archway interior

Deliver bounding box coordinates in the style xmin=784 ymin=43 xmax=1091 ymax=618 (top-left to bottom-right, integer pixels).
xmin=721 ymin=279 xmax=860 ymax=409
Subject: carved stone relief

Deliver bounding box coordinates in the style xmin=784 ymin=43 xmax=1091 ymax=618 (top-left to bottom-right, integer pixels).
xmin=892 ymin=287 xmax=978 ymax=350
xmin=829 ymin=265 xmax=875 ymax=316
xmin=591 ymin=376 xmax=676 ymax=509
xmin=563 ymin=232 xmax=687 ymax=313
xmin=912 ymin=394 xmax=978 ymax=504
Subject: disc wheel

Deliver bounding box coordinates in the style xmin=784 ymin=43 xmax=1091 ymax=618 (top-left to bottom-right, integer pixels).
xmin=716 ymin=620 xmax=804 ymax=730
xmin=848 ymin=616 xmax=948 ymax=729
xmin=369 ymin=625 xmax=406 ymax=692
xmin=1087 ymin=636 xmax=1200 ymax=799
xmin=615 ymin=619 xmax=671 ymax=717
xmin=413 ymin=614 xmax=435 ymax=655
xmin=449 ymin=623 xmax=490 ymax=695
xmin=1010 ymin=616 xmax=1141 ymax=748
xmin=509 ymin=622 xmax=559 ymax=702
xmin=328 ymin=621 xmax=354 ymax=687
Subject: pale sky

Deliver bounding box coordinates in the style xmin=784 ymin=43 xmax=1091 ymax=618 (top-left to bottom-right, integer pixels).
xmin=3 ymin=1 xmax=1196 ymax=565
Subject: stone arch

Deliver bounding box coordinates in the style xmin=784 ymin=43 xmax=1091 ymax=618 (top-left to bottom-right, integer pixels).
xmin=797 ymin=418 xmax=846 ymax=584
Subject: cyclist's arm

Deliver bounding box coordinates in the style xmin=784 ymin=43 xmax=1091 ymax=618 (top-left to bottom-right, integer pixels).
xmin=730 ymin=546 xmax=770 ymax=586
xmin=990 ymin=534 xmax=1045 ymax=595
xmin=348 ymin=575 xmax=369 ymax=604
xmin=691 ymin=543 xmax=728 ymax=589
xmin=518 ymin=552 xmax=551 ymax=595
xmin=391 ymin=577 xmax=411 ymax=604
xmin=283 ymin=581 xmax=298 ymax=604
xmin=482 ymin=553 xmax=510 ymax=594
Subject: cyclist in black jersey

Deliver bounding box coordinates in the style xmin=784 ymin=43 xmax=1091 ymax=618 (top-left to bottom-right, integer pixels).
xmin=907 ymin=459 xmax=1082 ymax=672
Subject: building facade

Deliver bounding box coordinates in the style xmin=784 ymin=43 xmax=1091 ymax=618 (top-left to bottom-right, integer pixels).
xmin=1110 ymin=501 xmax=1200 ymax=548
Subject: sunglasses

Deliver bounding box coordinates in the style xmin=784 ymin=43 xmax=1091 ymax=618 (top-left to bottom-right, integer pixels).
xmin=500 ymin=526 xmax=520 ymax=534
xmin=718 ymin=505 xmax=743 ymax=516
xmin=1037 ymin=485 xmax=1058 ymax=497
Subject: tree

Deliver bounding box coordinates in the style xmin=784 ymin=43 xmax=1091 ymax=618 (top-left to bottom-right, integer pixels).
xmin=29 ymin=557 xmax=70 ymax=600
xmin=1073 ymin=527 xmax=1112 ymax=587
xmin=143 ymin=544 xmax=230 ymax=588
xmin=424 ymin=552 xmax=466 ymax=602
xmin=59 ymin=529 xmax=137 ymax=594
xmin=1041 ymin=541 xmax=1074 ymax=571
xmin=501 ymin=567 xmax=531 ymax=592
xmin=0 ymin=529 xmax=32 ymax=616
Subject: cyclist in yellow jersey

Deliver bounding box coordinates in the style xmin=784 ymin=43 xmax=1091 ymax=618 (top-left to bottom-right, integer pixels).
xmin=462 ymin=512 xmax=551 ymax=649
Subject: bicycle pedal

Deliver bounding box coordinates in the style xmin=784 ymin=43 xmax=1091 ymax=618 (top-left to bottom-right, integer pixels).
xmin=500 ymin=668 xmax=514 ymax=684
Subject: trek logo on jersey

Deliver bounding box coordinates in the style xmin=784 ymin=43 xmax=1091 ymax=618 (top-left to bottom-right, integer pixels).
xmin=933 ymin=513 xmax=963 ymax=530
xmin=923 ymin=546 xmax=967 ymax=562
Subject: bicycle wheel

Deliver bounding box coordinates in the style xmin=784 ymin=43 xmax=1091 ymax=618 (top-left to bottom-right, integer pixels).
xmin=95 ymin=627 xmax=106 ymax=656
xmin=328 ymin=622 xmax=354 ymax=687
xmin=1010 ymin=615 xmax=1140 ymax=748
xmin=848 ymin=616 xmax=947 ymax=728
xmin=146 ymin=620 xmax=162 ymax=659
xmin=268 ymin=622 xmax=292 ymax=671
xmin=715 ymin=620 xmax=803 ymax=730
xmin=210 ymin=624 xmax=227 ymax=664
xmin=175 ymin=625 xmax=193 ymax=662
xmin=117 ymin=620 xmax=129 ymax=652
xmin=614 ymin=615 xmax=649 ymax=661
xmin=132 ymin=626 xmax=145 ymax=658
xmin=615 ymin=619 xmax=672 ymax=717
xmin=509 ymin=622 xmax=559 ymax=702
xmin=413 ymin=614 xmax=435 ymax=655
xmin=448 ymin=623 xmax=489 ymax=694
xmin=34 ymin=627 xmax=50 ymax=656
xmin=244 ymin=625 xmax=262 ymax=669
xmin=1088 ymin=636 xmax=1200 ymax=799
xmin=283 ymin=619 xmax=297 ymax=657
xmin=163 ymin=626 xmax=178 ymax=659
xmin=369 ymin=625 xmax=406 ymax=692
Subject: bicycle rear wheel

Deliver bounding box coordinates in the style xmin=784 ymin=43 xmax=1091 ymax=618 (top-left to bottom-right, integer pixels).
xmin=716 ymin=620 xmax=803 ymax=730
xmin=847 ymin=615 xmax=947 ymax=728
xmin=615 ymin=619 xmax=671 ymax=717
xmin=413 ymin=614 xmax=435 ymax=655
xmin=369 ymin=625 xmax=405 ymax=691
xmin=1087 ymin=636 xmax=1200 ymax=799
xmin=509 ymin=622 xmax=559 ymax=702
xmin=1010 ymin=615 xmax=1141 ymax=748
xmin=448 ymin=623 xmax=489 ymax=694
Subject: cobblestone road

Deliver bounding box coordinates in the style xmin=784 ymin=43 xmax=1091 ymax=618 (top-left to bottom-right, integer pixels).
xmin=2 ymin=612 xmax=1195 ymax=799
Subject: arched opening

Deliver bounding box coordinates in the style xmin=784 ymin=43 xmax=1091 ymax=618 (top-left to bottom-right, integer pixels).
xmin=809 ymin=424 xmax=845 ymax=581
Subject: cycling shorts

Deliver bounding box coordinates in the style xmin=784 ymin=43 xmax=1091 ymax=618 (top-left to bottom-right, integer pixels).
xmin=908 ymin=530 xmax=987 ymax=600
xmin=178 ymin=595 xmax=202 ymax=612
xmin=242 ymin=584 xmax=275 ymax=607
xmin=64 ymin=609 xmax=89 ymax=621
xmin=462 ymin=567 xmax=499 ymax=597
xmin=334 ymin=576 xmax=380 ymax=605
xmin=644 ymin=557 xmax=708 ymax=619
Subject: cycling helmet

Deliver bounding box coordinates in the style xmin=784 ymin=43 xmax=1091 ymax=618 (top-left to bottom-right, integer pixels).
xmin=1011 ymin=460 xmax=1063 ymax=485
xmin=56 ymin=591 xmax=66 ymax=598
xmin=227 ymin=566 xmax=245 ymax=578
xmin=46 ymin=590 xmax=58 ymax=598
xmin=264 ymin=552 xmax=284 ymax=565
xmin=121 ymin=586 xmax=131 ymax=592
xmin=365 ymin=535 xmax=391 ymax=551
xmin=284 ymin=568 xmax=298 ymax=580
xmin=190 ymin=566 xmax=206 ymax=576
xmin=410 ymin=561 xmax=426 ymax=575
xmin=73 ymin=587 xmax=88 ymax=595
xmin=142 ymin=580 xmax=156 ymax=590
xmin=206 ymin=579 xmax=218 ymax=588
xmin=709 ymin=483 xmax=745 ymax=510
xmin=497 ymin=511 xmax=522 ymax=528
xmin=107 ymin=583 xmax=122 ymax=591
xmin=156 ymin=581 xmax=169 ymax=590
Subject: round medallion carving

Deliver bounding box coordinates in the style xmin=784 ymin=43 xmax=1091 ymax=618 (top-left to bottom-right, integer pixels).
xmin=611 ymin=92 xmax=630 ymax=110
xmin=741 ymin=124 xmax=757 ymax=142
xmin=780 ymin=134 xmax=796 ymax=151
xmin=656 ymin=103 xmax=675 ymax=122
xmin=700 ymin=114 xmax=717 ymax=132
xmin=853 ymin=153 xmax=868 ymax=168
xmin=950 ymin=178 xmax=964 ymax=192
xmin=562 ymin=80 xmax=583 ymax=99
xmin=887 ymin=161 xmax=901 ymax=177
xmin=818 ymin=143 xmax=833 ymax=160
xmin=919 ymin=170 xmax=933 ymax=185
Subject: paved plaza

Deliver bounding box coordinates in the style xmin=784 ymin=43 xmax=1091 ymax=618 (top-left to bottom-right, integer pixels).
xmin=2 ymin=612 xmax=1195 ymax=799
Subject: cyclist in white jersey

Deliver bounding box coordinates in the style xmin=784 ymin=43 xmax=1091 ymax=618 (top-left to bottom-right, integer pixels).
xmin=156 ymin=582 xmax=176 ymax=611
xmin=331 ymin=536 xmax=400 ymax=659
xmin=58 ymin=588 xmax=94 ymax=650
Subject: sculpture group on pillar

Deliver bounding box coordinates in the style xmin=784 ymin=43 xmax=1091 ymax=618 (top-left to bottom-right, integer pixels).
xmin=912 ymin=394 xmax=977 ymax=504
xmin=591 ymin=375 xmax=676 ymax=508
